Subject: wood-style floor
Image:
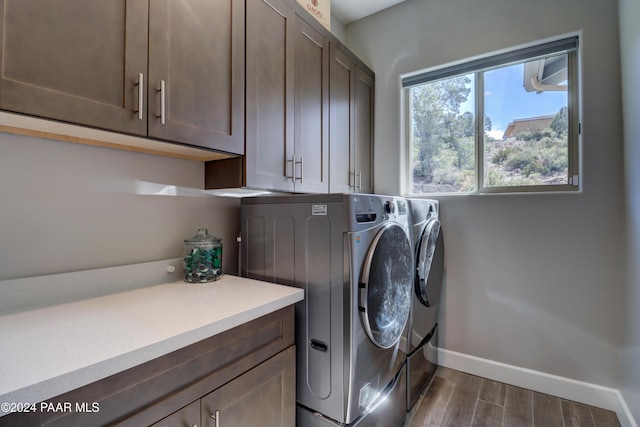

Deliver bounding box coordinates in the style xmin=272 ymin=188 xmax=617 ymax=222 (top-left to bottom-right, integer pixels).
xmin=404 ymin=367 xmax=621 ymax=427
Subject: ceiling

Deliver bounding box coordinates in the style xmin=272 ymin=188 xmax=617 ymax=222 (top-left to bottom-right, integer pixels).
xmin=330 ymin=0 xmax=407 ymax=24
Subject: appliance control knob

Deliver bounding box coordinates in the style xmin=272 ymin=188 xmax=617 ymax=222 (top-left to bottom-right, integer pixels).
xmin=384 ymin=201 xmax=395 ymax=214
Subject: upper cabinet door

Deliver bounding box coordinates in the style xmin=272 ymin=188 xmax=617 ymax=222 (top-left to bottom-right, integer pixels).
xmin=354 ymin=65 xmax=374 ymax=194
xmin=329 ymin=44 xmax=355 ymax=193
xmin=0 ymin=0 xmax=148 ymax=135
xmin=245 ymin=0 xmax=296 ymax=192
xmin=148 ymin=0 xmax=244 ymax=154
xmin=328 ymin=45 xmax=374 ymax=194
xmin=293 ymin=16 xmax=329 ymax=194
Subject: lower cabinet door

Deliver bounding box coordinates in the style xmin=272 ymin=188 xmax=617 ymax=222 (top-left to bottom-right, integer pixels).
xmin=151 ymin=400 xmax=200 ymax=427
xmin=201 ymin=346 xmax=295 ymax=427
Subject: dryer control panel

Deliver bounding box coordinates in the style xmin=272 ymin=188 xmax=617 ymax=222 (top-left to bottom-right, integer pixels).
xmin=348 ymin=195 xmax=409 ymax=229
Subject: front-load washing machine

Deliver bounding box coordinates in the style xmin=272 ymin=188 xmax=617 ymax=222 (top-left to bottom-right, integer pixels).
xmin=241 ymin=193 xmax=413 ymax=427
xmin=405 ymin=198 xmax=445 ymax=411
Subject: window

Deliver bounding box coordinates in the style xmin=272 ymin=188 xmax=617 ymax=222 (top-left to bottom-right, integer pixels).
xmin=403 ymin=36 xmax=580 ymax=194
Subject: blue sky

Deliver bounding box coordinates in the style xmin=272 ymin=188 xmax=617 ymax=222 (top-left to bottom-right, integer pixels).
xmin=460 ymin=63 xmax=567 ymax=138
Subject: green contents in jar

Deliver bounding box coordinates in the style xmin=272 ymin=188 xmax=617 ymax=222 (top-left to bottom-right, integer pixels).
xmin=182 ymin=229 xmax=223 ymax=283
xmin=183 ymin=247 xmax=222 ymax=282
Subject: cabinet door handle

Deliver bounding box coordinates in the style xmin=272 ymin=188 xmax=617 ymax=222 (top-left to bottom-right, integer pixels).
xmin=350 ymin=171 xmax=356 ymax=190
xmin=357 ymin=170 xmax=362 ymax=191
xmin=286 ymin=155 xmax=295 ymax=181
xmin=156 ymin=80 xmax=166 ymax=125
xmin=295 ymin=157 xmax=303 ymax=183
xmin=134 ymin=73 xmax=144 ymax=120
xmin=209 ymin=410 xmax=220 ymax=427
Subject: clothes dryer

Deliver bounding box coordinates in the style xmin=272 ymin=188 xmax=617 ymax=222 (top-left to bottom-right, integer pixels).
xmin=241 ymin=193 xmax=413 ymax=427
xmin=405 ymin=198 xmax=445 ymax=411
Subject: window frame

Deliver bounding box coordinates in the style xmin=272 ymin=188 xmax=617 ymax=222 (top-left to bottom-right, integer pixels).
xmin=403 ymin=36 xmax=581 ymax=196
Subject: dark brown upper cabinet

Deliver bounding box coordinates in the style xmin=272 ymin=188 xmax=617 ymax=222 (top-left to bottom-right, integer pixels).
xmin=0 ymin=0 xmax=244 ymax=155
xmin=329 ymin=44 xmax=354 ymax=193
xmin=199 ymin=0 xmax=374 ymax=194
xmin=0 ymin=0 xmax=148 ymax=136
xmin=329 ymin=43 xmax=374 ymax=194
xmin=293 ymin=15 xmax=330 ymax=194
xmin=210 ymin=0 xmax=333 ymax=193
xmin=245 ymin=0 xmax=296 ymax=192
xmin=354 ymin=65 xmax=374 ymax=193
xmin=148 ymin=0 xmax=244 ymax=154
xmin=244 ymin=0 xmax=330 ymax=193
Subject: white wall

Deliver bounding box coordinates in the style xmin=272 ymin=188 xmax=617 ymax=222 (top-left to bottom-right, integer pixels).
xmin=0 ymin=133 xmax=240 ymax=281
xmin=330 ymin=12 xmax=346 ymax=43
xmin=619 ymin=0 xmax=640 ymax=420
xmin=346 ymin=0 xmax=625 ymax=387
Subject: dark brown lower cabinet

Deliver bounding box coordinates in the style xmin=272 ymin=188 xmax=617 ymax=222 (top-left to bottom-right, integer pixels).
xmin=152 ymin=347 xmax=295 ymax=427
xmin=200 ymin=347 xmax=295 ymax=427
xmin=151 ymin=401 xmax=200 ymax=427
xmin=0 ymin=307 xmax=295 ymax=427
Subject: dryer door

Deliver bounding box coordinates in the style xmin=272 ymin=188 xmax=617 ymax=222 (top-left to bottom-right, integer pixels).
xmin=359 ymin=223 xmax=413 ymax=349
xmin=415 ymin=219 xmax=444 ymax=307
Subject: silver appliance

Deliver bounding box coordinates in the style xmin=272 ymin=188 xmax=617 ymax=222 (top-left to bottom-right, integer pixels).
xmin=241 ymin=193 xmax=413 ymax=427
xmin=405 ymin=198 xmax=444 ymax=411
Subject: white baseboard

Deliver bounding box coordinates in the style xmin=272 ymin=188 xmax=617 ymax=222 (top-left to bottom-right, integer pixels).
xmin=437 ymin=347 xmax=637 ymax=427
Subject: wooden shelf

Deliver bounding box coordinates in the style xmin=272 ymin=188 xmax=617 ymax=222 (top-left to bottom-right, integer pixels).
xmin=0 ymin=112 xmax=235 ymax=162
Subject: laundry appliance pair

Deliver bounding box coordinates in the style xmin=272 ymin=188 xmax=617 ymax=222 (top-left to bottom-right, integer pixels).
xmin=240 ymin=194 xmax=444 ymax=426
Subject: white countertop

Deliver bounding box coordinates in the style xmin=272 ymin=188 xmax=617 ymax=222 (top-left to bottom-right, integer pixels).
xmin=0 ymin=275 xmax=303 ymax=415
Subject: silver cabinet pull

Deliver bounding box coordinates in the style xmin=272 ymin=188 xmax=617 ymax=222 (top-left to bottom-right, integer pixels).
xmin=286 ymin=155 xmax=295 ymax=181
xmin=156 ymin=80 xmax=166 ymax=125
xmin=295 ymin=157 xmax=303 ymax=183
xmin=209 ymin=410 xmax=220 ymax=427
xmin=357 ymin=170 xmax=362 ymax=191
xmin=350 ymin=171 xmax=356 ymax=190
xmin=134 ymin=73 xmax=144 ymax=120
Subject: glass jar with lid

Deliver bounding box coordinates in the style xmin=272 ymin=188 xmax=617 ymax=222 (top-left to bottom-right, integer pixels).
xmin=183 ymin=229 xmax=222 ymax=283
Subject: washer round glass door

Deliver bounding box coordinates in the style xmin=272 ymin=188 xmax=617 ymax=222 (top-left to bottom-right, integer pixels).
xmin=359 ymin=223 xmax=413 ymax=349
xmin=416 ymin=218 xmax=444 ymax=307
